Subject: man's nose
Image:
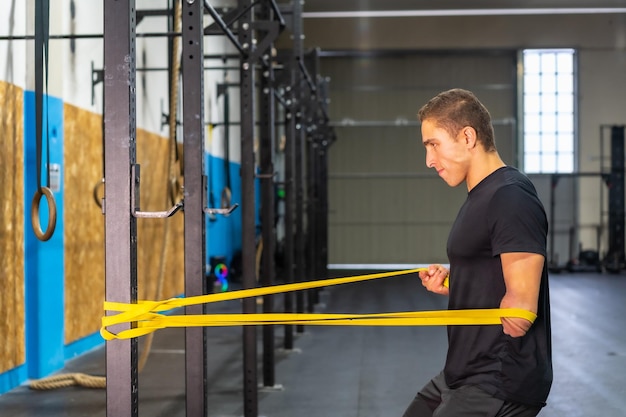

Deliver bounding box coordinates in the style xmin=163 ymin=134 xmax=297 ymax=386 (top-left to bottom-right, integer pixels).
xmin=425 ymin=149 xmax=435 ymax=168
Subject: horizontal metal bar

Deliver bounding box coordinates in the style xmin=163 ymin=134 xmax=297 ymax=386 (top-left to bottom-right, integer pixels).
xmin=207 ymin=120 xmax=286 ymax=126
xmin=328 ymin=83 xmax=513 ymax=92
xmin=137 ymin=9 xmax=171 ymax=19
xmin=204 ymin=53 xmax=241 ymax=60
xmin=330 ymin=172 xmax=439 ymax=179
xmin=0 ymin=32 xmax=181 ymax=41
xmin=330 ymin=220 xmax=454 ymax=226
xmin=330 ymin=119 xmax=420 ymax=127
xmin=304 ymin=8 xmax=626 ymax=19
xmin=330 ymin=172 xmax=609 ymax=180
xmin=330 ymin=117 xmax=515 ymax=128
xmin=548 ymin=172 xmax=609 ymax=178
xmin=134 ymin=66 xmax=240 ymax=71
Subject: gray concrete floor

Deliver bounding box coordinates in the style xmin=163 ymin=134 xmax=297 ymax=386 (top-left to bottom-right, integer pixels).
xmin=1 ymin=270 xmax=625 ymax=416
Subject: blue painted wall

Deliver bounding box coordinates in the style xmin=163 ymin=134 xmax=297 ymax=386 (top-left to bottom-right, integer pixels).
xmin=206 ymin=153 xmax=241 ymax=267
xmin=17 ymin=92 xmax=64 ymax=393
xmin=206 ymin=153 xmax=261 ymax=281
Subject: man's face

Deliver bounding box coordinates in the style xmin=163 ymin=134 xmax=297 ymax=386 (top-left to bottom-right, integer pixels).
xmin=421 ymin=119 xmax=470 ymax=188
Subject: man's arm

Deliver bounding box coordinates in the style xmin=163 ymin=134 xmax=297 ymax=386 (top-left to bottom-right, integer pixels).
xmin=500 ymin=252 xmax=544 ymax=337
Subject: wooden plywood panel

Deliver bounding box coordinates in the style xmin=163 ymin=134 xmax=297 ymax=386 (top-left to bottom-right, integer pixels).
xmin=0 ymin=81 xmax=25 ymax=371
xmin=136 ymin=133 xmax=184 ymax=304
xmin=63 ymin=104 xmax=105 ymax=344
xmin=64 ymin=104 xmax=185 ymax=344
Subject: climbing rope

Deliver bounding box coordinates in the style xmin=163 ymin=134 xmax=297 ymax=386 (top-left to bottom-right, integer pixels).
xmin=139 ymin=0 xmax=182 ymax=372
xmin=29 ymin=372 xmax=106 ymax=390
xmin=167 ymin=0 xmax=184 ymax=206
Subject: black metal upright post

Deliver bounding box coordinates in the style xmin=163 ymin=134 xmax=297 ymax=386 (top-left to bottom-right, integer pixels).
xmin=181 ymin=1 xmax=207 ymax=416
xmin=239 ymin=1 xmax=258 ymax=415
xmin=318 ymin=76 xmax=333 ymax=280
xmin=291 ymin=0 xmax=307 ymax=334
xmin=305 ymin=49 xmax=321 ymax=309
xmin=103 ymin=1 xmax=138 ymax=416
xmin=319 ymin=140 xmax=330 ymax=278
xmin=283 ymin=78 xmax=296 ymax=349
xmin=604 ymin=126 xmax=626 ymax=272
xmin=258 ymin=1 xmax=277 ymax=389
xmin=307 ymin=132 xmax=319 ymax=308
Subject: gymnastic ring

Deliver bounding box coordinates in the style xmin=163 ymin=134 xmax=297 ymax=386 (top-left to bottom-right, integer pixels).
xmin=221 ymin=186 xmax=232 ymax=209
xmin=31 ymin=187 xmax=57 ymax=241
xmin=169 ymin=175 xmax=184 ymax=206
xmin=93 ymin=178 xmax=104 ymax=209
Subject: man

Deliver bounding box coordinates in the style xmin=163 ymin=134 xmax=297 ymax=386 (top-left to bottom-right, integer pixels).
xmin=402 ymin=89 xmax=552 ymax=417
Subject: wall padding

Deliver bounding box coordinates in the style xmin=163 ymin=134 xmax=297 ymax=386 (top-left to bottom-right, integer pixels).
xmin=0 ymin=81 xmax=26 ymax=372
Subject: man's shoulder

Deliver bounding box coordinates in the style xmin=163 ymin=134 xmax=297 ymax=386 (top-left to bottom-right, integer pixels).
xmin=493 ymin=166 xmax=537 ymax=192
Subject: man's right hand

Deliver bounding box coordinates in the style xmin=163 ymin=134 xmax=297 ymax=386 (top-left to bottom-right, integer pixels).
xmin=418 ymin=264 xmax=450 ymax=295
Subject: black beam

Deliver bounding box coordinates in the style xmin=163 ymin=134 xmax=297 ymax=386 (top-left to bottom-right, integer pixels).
xmin=604 ymin=126 xmax=626 ymax=272
xmin=204 ymin=0 xmax=246 ymax=55
xmin=103 ymin=0 xmax=138 ymax=416
xmin=318 ymin=48 xmax=518 ymax=59
xmin=204 ymin=53 xmax=241 ymax=60
xmin=282 ymin=78 xmax=296 ymax=350
xmin=268 ymin=0 xmax=286 ymax=29
xmin=0 ymin=32 xmax=182 ymax=40
xmin=239 ymin=1 xmax=258 ymax=415
xmin=292 ymin=0 xmax=306 ymax=334
xmin=258 ymin=1 xmax=277 ymax=389
xmin=181 ymin=1 xmax=207 ymax=416
xmin=319 ymin=142 xmax=330 ymax=278
xmin=304 ymin=50 xmax=321 ymax=310
xmin=137 ymin=8 xmax=171 ymax=25
xmin=307 ymin=138 xmax=319 ymax=310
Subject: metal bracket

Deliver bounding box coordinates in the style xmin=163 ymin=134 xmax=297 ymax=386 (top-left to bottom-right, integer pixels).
xmin=91 ymin=60 xmax=104 ymax=106
xmin=204 ymin=204 xmax=239 ymax=216
xmin=131 ymin=164 xmax=183 ymax=218
xmin=202 ymin=175 xmax=238 ymax=216
xmin=255 ymin=171 xmax=276 ymax=179
xmin=249 ymin=20 xmax=281 ymax=64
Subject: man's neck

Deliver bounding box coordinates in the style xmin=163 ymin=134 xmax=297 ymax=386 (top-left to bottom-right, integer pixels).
xmin=466 ymin=151 xmax=506 ymax=191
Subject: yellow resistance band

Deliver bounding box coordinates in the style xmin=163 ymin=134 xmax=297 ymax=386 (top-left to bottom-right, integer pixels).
xmin=101 ymin=268 xmax=536 ymax=340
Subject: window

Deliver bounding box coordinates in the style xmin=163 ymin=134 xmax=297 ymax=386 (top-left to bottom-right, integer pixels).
xmin=522 ymin=49 xmax=575 ymax=173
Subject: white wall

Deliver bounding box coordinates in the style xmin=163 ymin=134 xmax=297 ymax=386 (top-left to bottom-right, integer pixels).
xmin=205 ymin=38 xmax=241 ymax=162
xmin=0 ymin=0 xmax=244 ymax=161
xmin=0 ymin=1 xmax=27 ymax=89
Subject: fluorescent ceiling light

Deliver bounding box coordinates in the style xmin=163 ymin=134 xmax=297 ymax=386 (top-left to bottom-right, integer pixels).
xmin=303 ymin=8 xmax=626 ymax=18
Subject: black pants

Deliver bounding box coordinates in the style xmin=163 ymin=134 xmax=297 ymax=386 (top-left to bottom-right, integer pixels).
xmin=402 ymin=372 xmax=542 ymax=417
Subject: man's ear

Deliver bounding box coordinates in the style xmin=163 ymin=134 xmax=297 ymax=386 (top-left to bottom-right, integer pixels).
xmin=462 ymin=126 xmax=478 ymax=149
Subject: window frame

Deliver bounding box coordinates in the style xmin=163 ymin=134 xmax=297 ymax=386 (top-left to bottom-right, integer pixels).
xmin=519 ymin=48 xmax=577 ymax=174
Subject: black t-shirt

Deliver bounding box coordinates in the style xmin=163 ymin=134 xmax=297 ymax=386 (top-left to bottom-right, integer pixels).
xmin=444 ymin=166 xmax=553 ymax=407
